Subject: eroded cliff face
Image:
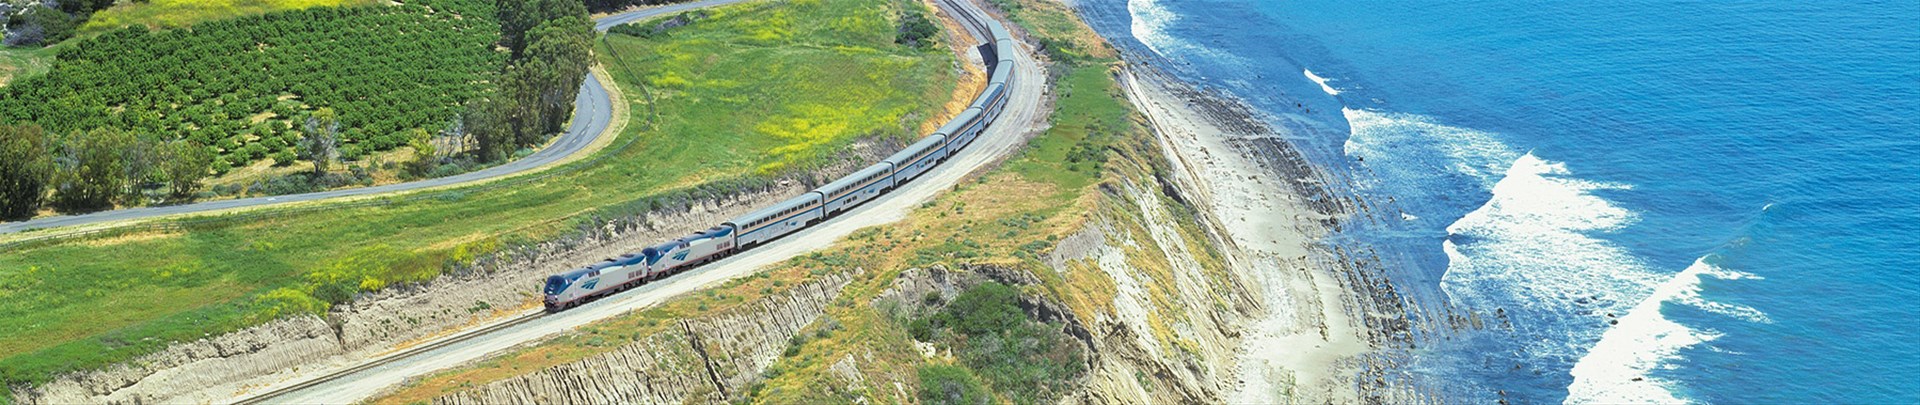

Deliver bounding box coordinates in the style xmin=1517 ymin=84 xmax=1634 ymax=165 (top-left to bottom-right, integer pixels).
xmin=1052 ymin=178 xmax=1267 ymax=404
xmin=435 ymin=272 xmax=854 ymax=404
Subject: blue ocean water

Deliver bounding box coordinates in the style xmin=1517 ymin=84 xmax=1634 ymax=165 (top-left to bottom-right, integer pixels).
xmin=1074 ymin=0 xmax=1920 ymax=402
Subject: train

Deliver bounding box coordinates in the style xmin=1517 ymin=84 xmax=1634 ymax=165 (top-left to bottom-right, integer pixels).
xmin=543 ymin=7 xmax=1019 ymax=312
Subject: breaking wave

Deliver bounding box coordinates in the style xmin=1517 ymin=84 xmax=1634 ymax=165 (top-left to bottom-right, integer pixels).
xmin=1564 ymin=257 xmax=1768 ymax=404
xmin=1126 ymin=0 xmax=1183 ymax=59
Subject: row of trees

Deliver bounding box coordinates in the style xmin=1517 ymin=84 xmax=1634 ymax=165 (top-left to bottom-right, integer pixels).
xmin=461 ymin=0 xmax=595 ymax=162
xmin=0 ymin=0 xmax=504 ymax=172
xmin=0 ymin=0 xmax=597 ymax=219
xmin=0 ymin=124 xmax=212 ymax=219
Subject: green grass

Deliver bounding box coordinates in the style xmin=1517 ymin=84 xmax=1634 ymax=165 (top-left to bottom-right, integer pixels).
xmin=0 ymin=0 xmax=953 ymax=390
xmin=1007 ymin=64 xmax=1135 ymax=193
xmin=371 ymin=1 xmax=1241 ymax=402
xmin=81 ymin=0 xmax=383 ymax=33
xmin=0 ymin=46 xmax=55 ymax=87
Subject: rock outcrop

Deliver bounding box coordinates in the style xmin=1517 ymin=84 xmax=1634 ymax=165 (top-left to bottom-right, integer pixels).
xmin=13 ymin=316 xmax=342 ymax=405
xmin=436 ymin=272 xmax=854 ymax=405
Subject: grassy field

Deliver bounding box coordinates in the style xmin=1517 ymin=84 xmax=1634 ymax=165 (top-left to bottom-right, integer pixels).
xmin=0 ymin=47 xmax=53 ymax=87
xmin=371 ymin=0 xmax=1212 ymax=402
xmin=80 ymin=0 xmax=383 ymax=33
xmin=0 ymin=0 xmax=954 ymax=392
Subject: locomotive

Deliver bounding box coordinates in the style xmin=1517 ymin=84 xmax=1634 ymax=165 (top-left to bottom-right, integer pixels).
xmin=545 ymin=8 xmax=1019 ymax=312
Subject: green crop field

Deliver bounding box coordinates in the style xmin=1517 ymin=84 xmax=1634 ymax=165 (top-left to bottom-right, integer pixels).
xmin=0 ymin=0 xmax=501 ymax=170
xmin=80 ymin=0 xmax=384 ymax=33
xmin=0 ymin=0 xmax=953 ymax=394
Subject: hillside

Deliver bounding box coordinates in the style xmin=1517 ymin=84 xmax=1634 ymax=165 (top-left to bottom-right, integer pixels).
xmin=80 ymin=0 xmax=383 ymax=33
xmin=0 ymin=0 xmax=958 ymax=401
xmin=0 ymin=0 xmax=501 ymax=172
xmin=363 ymin=0 xmax=1388 ymax=403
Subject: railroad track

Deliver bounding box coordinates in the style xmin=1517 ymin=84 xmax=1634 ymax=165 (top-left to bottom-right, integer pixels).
xmin=231 ymin=1 xmax=1020 ymax=402
xmin=235 ymin=311 xmax=545 ymax=404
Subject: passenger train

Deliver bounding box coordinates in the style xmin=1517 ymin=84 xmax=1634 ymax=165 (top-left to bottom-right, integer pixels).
xmin=543 ymin=9 xmax=1020 ymax=311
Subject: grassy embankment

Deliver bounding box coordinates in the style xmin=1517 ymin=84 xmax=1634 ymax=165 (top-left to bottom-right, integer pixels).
xmin=376 ymin=0 xmax=1237 ymax=403
xmin=0 ymin=0 xmax=953 ymax=394
xmin=0 ymin=47 xmax=52 ymax=88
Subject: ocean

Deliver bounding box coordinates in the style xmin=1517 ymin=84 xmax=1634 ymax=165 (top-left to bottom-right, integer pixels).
xmin=1073 ymin=0 xmax=1920 ymax=402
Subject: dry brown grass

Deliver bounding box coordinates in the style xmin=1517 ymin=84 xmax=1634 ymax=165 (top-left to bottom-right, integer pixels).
xmin=916 ymin=0 xmax=990 ymax=136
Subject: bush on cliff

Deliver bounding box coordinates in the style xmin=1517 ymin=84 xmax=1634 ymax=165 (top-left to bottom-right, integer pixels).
xmin=914 ymin=282 xmax=1084 ymax=404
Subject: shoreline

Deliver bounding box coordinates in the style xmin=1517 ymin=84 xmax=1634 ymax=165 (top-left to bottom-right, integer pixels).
xmin=1116 ymin=62 xmax=1374 ymax=402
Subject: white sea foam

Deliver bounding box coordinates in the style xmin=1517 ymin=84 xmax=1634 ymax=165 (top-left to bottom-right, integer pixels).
xmin=1439 ymin=152 xmax=1662 ymax=399
xmin=1127 ymin=0 xmax=1182 ymax=59
xmin=1341 ymin=109 xmax=1518 ymax=187
xmin=1439 ymin=153 xmax=1770 ymax=404
xmin=1441 ymin=153 xmax=1646 ymax=318
xmin=1303 ymin=69 xmax=1341 ymax=96
xmin=1565 ymin=258 xmax=1769 ymax=404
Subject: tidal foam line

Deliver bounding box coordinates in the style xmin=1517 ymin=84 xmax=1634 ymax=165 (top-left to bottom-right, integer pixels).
xmin=1304 ymin=69 xmax=1341 ymax=96
xmin=1566 ymin=257 xmax=1768 ymax=404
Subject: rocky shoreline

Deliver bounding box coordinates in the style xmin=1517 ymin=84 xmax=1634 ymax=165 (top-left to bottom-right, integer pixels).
xmin=1115 ymin=59 xmax=1441 ymax=402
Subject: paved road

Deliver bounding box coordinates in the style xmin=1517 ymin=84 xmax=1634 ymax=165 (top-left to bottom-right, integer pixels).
xmin=0 ymin=2 xmax=747 ymax=236
xmin=245 ymin=0 xmax=1050 ymax=402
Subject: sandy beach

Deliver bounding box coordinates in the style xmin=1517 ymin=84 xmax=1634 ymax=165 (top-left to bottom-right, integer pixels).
xmin=1116 ymin=64 xmax=1376 ymax=402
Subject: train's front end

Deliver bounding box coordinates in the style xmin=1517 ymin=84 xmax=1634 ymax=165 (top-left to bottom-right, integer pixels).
xmin=543 ymin=275 xmax=570 ymax=312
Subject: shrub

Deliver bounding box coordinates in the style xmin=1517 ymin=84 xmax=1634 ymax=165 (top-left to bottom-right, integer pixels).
xmin=894 ymin=8 xmax=938 ymax=48
xmin=915 ymin=282 xmax=1086 ymax=403
xmin=916 ymin=365 xmax=990 ymax=405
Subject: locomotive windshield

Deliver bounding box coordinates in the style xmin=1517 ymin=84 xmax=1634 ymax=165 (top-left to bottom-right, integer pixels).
xmin=543 ymin=275 xmax=567 ymax=295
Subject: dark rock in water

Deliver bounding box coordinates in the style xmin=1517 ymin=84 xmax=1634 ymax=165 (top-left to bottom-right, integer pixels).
xmin=1609 ymin=319 xmax=1619 ymax=325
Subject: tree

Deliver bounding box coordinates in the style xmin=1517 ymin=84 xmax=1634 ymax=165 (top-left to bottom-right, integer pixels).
xmin=497 ymin=0 xmax=588 ymax=58
xmin=301 ymin=108 xmax=340 ymax=175
xmin=51 ymin=128 xmax=134 ymax=213
xmin=119 ymin=136 xmax=162 ymax=206
xmin=404 ymin=128 xmax=436 ymax=178
xmin=461 ymin=96 xmax=514 ymax=163
xmin=0 ymin=124 xmax=54 ymax=220
xmin=896 ymin=9 xmax=938 ymax=48
xmin=523 ymin=17 xmax=596 ymax=137
xmin=161 ymin=140 xmax=214 ymax=201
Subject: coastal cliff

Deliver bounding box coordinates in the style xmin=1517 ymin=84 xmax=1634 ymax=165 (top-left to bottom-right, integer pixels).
xmin=383 ymin=0 xmax=1397 ymax=403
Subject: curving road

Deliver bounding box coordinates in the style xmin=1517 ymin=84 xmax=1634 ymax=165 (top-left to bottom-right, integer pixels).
xmin=0 ymin=1 xmax=751 ymax=236
xmin=238 ymin=0 xmax=1049 ymax=402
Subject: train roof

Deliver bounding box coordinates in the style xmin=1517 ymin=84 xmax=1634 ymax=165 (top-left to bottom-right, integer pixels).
xmin=556 ymin=254 xmax=637 ymax=278
xmin=883 ymin=134 xmax=949 ymax=166
xmin=816 ymin=162 xmax=895 ymax=196
xmin=971 ymin=83 xmax=1005 ymax=108
xmin=986 ymin=21 xmax=1011 ymax=42
xmin=727 ymin=191 xmax=824 ymax=227
xmin=935 ymin=108 xmax=983 ymax=136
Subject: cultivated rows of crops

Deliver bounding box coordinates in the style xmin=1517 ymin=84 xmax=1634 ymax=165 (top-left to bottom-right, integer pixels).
xmin=0 ymin=0 xmax=500 ymax=168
